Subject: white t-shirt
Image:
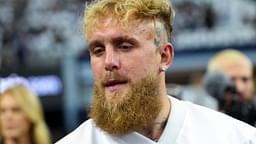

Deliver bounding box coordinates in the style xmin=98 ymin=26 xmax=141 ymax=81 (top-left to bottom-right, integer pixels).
xmin=56 ymin=97 xmax=256 ymax=144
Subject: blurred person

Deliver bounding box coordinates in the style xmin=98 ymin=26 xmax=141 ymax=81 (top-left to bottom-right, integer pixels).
xmin=0 ymin=76 xmax=51 ymax=144
xmin=207 ymin=49 xmax=256 ymax=126
xmin=208 ymin=49 xmax=255 ymax=101
xmin=57 ymin=0 xmax=256 ymax=143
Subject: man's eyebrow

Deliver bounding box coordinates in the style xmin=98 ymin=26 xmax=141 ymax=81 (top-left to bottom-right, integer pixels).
xmin=88 ymin=36 xmax=139 ymax=51
xmin=111 ymin=36 xmax=139 ymax=46
xmin=88 ymin=40 xmax=103 ymax=51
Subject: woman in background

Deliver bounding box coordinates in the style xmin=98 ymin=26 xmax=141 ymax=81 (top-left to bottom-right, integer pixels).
xmin=0 ymin=76 xmax=51 ymax=144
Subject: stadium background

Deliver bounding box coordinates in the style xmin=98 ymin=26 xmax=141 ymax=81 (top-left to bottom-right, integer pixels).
xmin=0 ymin=0 xmax=255 ymax=142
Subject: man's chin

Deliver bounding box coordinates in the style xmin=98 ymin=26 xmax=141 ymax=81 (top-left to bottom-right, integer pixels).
xmin=90 ymin=75 xmax=161 ymax=135
xmin=104 ymin=91 xmax=129 ymax=106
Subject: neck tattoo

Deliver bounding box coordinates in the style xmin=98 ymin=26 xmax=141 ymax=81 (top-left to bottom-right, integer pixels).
xmin=142 ymin=117 xmax=168 ymax=142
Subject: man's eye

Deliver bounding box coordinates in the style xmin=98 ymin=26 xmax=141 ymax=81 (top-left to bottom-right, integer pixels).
xmin=118 ymin=43 xmax=133 ymax=51
xmin=92 ymin=47 xmax=105 ymax=56
xmin=242 ymin=77 xmax=251 ymax=83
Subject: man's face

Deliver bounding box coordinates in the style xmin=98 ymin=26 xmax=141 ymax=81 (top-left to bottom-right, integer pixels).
xmin=88 ymin=19 xmax=161 ymax=105
xmin=87 ymin=18 xmax=163 ymax=134
xmin=221 ymin=61 xmax=254 ymax=101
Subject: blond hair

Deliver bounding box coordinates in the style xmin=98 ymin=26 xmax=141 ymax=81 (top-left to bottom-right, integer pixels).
xmin=83 ymin=0 xmax=175 ymax=41
xmin=0 ymin=85 xmax=51 ymax=144
xmin=207 ymin=49 xmax=253 ymax=72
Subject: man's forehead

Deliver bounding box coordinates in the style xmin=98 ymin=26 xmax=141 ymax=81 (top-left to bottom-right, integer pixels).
xmin=219 ymin=59 xmax=252 ymax=69
xmin=87 ymin=17 xmax=155 ymax=40
xmin=220 ymin=62 xmax=253 ymax=76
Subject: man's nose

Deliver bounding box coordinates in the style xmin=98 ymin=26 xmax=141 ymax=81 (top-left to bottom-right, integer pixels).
xmin=104 ymin=48 xmax=120 ymax=71
xmin=234 ymin=80 xmax=245 ymax=97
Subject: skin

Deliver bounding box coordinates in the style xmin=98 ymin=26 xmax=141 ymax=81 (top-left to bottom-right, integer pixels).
xmin=0 ymin=94 xmax=32 ymax=144
xmin=216 ymin=60 xmax=254 ymax=101
xmin=88 ymin=17 xmax=174 ymax=140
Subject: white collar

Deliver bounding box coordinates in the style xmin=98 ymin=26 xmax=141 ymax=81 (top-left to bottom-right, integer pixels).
xmin=109 ymin=97 xmax=186 ymax=144
xmin=158 ymin=97 xmax=186 ymax=143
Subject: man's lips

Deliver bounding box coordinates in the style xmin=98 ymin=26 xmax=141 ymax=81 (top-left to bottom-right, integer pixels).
xmin=104 ymin=79 xmax=128 ymax=87
xmin=103 ymin=79 xmax=128 ymax=92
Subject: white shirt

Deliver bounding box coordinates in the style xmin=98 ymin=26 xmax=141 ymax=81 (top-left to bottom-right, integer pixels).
xmin=56 ymin=97 xmax=256 ymax=144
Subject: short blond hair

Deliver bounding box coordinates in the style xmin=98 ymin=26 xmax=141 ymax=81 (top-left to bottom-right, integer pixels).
xmin=0 ymin=85 xmax=51 ymax=144
xmin=207 ymin=49 xmax=253 ymax=72
xmin=83 ymin=0 xmax=175 ymax=41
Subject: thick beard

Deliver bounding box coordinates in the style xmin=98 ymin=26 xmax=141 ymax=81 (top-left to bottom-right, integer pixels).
xmin=89 ymin=75 xmax=161 ymax=136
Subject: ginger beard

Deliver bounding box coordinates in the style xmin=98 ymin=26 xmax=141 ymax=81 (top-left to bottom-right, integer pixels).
xmin=89 ymin=72 xmax=162 ymax=135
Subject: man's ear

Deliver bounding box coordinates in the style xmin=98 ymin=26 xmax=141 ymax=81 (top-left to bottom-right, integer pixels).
xmin=160 ymin=43 xmax=174 ymax=67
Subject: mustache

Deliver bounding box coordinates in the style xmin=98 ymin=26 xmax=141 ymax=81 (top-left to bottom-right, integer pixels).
xmin=101 ymin=71 xmax=130 ymax=86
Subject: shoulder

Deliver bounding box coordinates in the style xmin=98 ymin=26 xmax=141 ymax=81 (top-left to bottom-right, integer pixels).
xmin=180 ymin=100 xmax=256 ymax=142
xmin=55 ymin=119 xmax=96 ymax=144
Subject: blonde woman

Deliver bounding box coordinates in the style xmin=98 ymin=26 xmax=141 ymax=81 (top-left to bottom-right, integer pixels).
xmin=0 ymin=76 xmax=51 ymax=144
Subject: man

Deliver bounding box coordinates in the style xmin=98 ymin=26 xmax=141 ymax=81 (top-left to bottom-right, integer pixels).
xmin=56 ymin=0 xmax=256 ymax=143
xmin=207 ymin=49 xmax=256 ymax=126
xmin=208 ymin=49 xmax=255 ymax=102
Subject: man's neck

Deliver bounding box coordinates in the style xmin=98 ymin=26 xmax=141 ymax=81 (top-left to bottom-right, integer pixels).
xmin=141 ymin=95 xmax=171 ymax=141
xmin=142 ymin=117 xmax=169 ymax=141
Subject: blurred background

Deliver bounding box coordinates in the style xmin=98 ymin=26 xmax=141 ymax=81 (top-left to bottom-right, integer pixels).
xmin=0 ymin=0 xmax=255 ymax=142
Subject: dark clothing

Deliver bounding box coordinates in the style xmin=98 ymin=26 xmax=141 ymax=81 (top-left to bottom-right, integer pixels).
xmin=225 ymin=98 xmax=256 ymax=127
